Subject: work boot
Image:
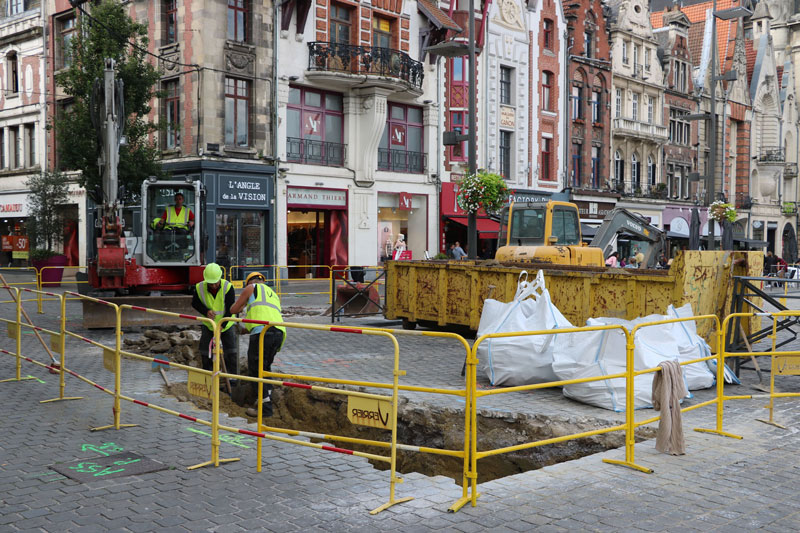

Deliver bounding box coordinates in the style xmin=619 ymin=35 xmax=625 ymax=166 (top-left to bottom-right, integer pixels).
xmin=245 ymin=400 xmax=273 ymax=418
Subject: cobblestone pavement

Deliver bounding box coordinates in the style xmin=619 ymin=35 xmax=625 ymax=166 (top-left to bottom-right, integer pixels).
xmin=1 ymin=285 xmax=800 ymax=531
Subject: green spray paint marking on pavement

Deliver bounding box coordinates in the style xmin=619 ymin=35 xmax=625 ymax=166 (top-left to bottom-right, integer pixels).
xmin=81 ymin=442 xmax=124 ymax=456
xmin=186 ymin=427 xmax=254 ymax=449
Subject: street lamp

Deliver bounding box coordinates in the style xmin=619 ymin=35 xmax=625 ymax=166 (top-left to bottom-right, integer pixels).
xmin=425 ymin=0 xmax=478 ymax=259
xmin=706 ymin=2 xmax=751 ymax=250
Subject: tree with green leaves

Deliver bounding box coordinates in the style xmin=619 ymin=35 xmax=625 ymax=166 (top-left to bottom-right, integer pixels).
xmin=26 ymin=171 xmax=70 ymax=258
xmin=54 ymin=0 xmax=163 ymax=204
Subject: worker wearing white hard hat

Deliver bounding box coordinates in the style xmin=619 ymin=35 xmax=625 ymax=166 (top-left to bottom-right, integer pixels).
xmin=191 ymin=263 xmax=239 ymax=375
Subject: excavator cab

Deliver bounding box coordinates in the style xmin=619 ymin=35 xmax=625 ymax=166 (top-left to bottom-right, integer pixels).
xmin=141 ymin=180 xmax=203 ymax=267
xmin=496 ymin=201 xmax=604 ymax=266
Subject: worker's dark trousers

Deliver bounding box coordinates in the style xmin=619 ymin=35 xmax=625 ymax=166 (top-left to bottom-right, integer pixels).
xmin=247 ymin=328 xmax=285 ymax=399
xmin=199 ymin=326 xmax=238 ymax=374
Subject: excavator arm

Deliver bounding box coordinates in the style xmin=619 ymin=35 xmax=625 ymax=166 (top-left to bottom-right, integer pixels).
xmin=590 ymin=208 xmax=667 ymax=268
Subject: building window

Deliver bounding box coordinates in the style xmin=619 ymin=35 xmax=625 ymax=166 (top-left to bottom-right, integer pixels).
xmin=450 ymin=111 xmax=468 ymax=162
xmin=164 ymin=0 xmax=177 ymax=44
xmin=541 ymin=137 xmax=552 ymax=181
xmin=669 ymin=109 xmax=691 ymax=145
xmin=644 ymin=48 xmax=651 ymax=71
xmin=24 ymin=124 xmax=35 ymax=167
xmin=571 ymin=85 xmax=583 ymax=120
xmin=379 ymin=104 xmax=425 ymax=173
xmin=163 ymin=80 xmax=181 ymax=149
xmin=286 ymin=86 xmax=345 ymax=166
xmin=9 ymin=0 xmax=24 ymax=16
xmin=542 ymin=71 xmax=553 ymax=111
xmin=227 ymin=0 xmax=248 ymax=42
xmin=615 ymin=88 xmax=622 ymax=118
xmin=572 ymin=143 xmax=581 ymax=187
xmin=591 ymin=146 xmax=600 ymax=188
xmin=631 ymin=153 xmax=640 ymax=191
xmin=7 ymin=53 xmax=18 ymax=95
xmin=57 ymin=14 xmax=76 ymax=70
xmin=647 ymin=96 xmax=654 ymax=124
xmin=622 ymin=41 xmax=628 ymax=64
xmin=500 ymin=66 xmax=512 ymax=105
xmin=499 ymin=130 xmax=512 ymax=178
xmin=9 ymin=126 xmax=19 ymax=169
xmin=0 ymin=131 xmax=4 ymax=169
xmin=591 ymin=89 xmax=601 ymax=123
xmin=543 ymin=19 xmax=553 ymax=50
xmin=632 ymin=43 xmax=639 ymax=68
xmin=372 ymin=16 xmax=391 ymax=48
xmin=614 ymin=150 xmax=624 ymax=187
xmin=224 ymin=77 xmax=250 ymax=147
xmin=330 ymin=4 xmax=352 ymax=45
xmin=584 ymin=31 xmax=593 ymax=58
xmin=647 ymin=156 xmax=656 ymax=186
xmin=632 ymin=93 xmax=639 ymax=121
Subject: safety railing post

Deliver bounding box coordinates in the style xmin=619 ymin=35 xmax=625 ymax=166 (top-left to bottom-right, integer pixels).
xmin=58 ymin=294 xmax=67 ymax=400
xmin=15 ymin=287 xmax=21 ymax=380
xmin=36 ymin=268 xmax=43 ymax=314
xmin=624 ymin=330 xmax=636 ymax=465
xmin=328 ymin=266 xmax=333 ymax=305
xmin=212 ymin=322 xmax=221 ymax=467
xmin=469 ymin=340 xmax=478 ymax=507
xmin=114 ymin=306 xmax=122 ymax=430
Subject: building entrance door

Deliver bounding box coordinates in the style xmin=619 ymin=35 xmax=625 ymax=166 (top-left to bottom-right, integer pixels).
xmin=216 ymin=210 xmax=266 ymax=278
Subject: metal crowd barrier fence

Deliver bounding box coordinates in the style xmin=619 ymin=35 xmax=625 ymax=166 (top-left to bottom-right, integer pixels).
xmin=36 ymin=266 xmax=91 ymax=313
xmin=228 ymin=264 xmax=333 ymax=302
xmin=330 ymin=265 xmax=386 ymax=322
xmin=720 ymin=311 xmax=800 ymax=428
xmin=6 ymin=296 xmax=786 ymax=515
xmin=0 ymin=268 xmax=38 ymax=305
xmin=464 ymin=314 xmax=739 ymax=509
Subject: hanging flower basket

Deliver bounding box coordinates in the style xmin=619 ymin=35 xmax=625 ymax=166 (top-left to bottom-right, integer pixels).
xmin=708 ymin=201 xmax=737 ymax=224
xmin=456 ymin=170 xmax=509 ymax=215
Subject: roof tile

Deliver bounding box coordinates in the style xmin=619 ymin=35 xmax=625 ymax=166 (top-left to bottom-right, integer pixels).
xmin=745 ymin=39 xmax=756 ymax=84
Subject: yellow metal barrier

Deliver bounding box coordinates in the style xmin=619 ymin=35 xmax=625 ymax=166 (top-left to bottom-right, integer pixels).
xmin=0 ymin=267 xmax=38 ymax=305
xmin=36 ymin=265 xmax=90 ymax=312
xmin=229 ymin=264 xmax=334 ymax=302
xmin=717 ymin=311 xmax=800 ymax=429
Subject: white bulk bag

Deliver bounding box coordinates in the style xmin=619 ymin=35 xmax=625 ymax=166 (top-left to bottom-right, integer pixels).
xmin=665 ymin=304 xmax=716 ymax=390
xmin=477 ymin=271 xmax=573 ymax=386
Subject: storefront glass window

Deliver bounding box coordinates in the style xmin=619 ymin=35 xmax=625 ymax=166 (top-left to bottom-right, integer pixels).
xmin=215 ymin=210 xmax=264 ymax=272
xmin=377 ymin=193 xmax=427 ymax=263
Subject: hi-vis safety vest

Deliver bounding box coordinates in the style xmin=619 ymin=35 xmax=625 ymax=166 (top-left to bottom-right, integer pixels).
xmin=245 ymin=283 xmax=286 ymax=349
xmin=196 ymin=280 xmax=234 ymax=332
xmin=165 ymin=205 xmax=189 ymax=229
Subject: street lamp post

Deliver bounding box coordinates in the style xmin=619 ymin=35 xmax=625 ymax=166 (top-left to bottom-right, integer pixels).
xmin=425 ymin=5 xmax=478 ymax=259
xmin=708 ymin=4 xmax=751 ymax=250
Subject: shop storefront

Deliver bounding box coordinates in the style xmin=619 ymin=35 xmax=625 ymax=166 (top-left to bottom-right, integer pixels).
xmin=440 ymin=181 xmax=501 ymax=258
xmin=377 ymin=192 xmax=427 ymax=263
xmin=164 ymin=160 xmax=275 ymax=280
xmin=286 ymin=186 xmax=348 ymax=277
xmin=0 ymin=196 xmax=28 ymax=266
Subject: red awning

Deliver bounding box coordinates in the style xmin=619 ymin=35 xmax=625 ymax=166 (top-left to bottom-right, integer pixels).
xmin=446 ymin=216 xmax=500 ymax=239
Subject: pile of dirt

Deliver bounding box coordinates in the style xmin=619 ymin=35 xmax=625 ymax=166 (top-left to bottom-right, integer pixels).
xmin=123 ymin=328 xmax=201 ymax=367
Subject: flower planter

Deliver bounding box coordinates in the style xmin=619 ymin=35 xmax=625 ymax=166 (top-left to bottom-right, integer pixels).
xmin=32 ymin=254 xmax=69 ymax=288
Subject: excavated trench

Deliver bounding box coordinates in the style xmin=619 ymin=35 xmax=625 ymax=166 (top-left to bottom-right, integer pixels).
xmin=164 ymin=382 xmax=655 ymax=484
xmin=133 ymin=324 xmax=656 ymax=483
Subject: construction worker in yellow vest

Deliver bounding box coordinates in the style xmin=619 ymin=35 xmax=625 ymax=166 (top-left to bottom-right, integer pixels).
xmin=191 ymin=263 xmax=238 ymax=375
xmin=156 ymin=192 xmax=195 ymax=233
xmin=230 ymin=271 xmax=285 ymax=417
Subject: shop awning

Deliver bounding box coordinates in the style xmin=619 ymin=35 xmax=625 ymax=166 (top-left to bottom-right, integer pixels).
xmin=446 ymin=216 xmax=500 ymax=239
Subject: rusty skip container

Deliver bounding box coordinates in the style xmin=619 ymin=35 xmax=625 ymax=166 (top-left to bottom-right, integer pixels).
xmin=384 ymin=251 xmax=763 ymax=347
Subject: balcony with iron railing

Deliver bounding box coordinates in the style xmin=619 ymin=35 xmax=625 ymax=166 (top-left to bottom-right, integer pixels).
xmin=757 ymin=147 xmax=785 ymax=163
xmin=377 ymin=148 xmax=426 ymax=174
xmin=613 ymin=181 xmax=670 ymax=199
xmin=307 ymin=42 xmax=424 ymax=91
xmin=286 ymin=137 xmax=346 ymax=167
xmin=612 ymin=117 xmax=669 ymax=140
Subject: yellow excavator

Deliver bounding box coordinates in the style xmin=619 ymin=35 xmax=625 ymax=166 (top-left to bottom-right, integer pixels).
xmin=494 ymin=200 xmax=667 ymax=268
